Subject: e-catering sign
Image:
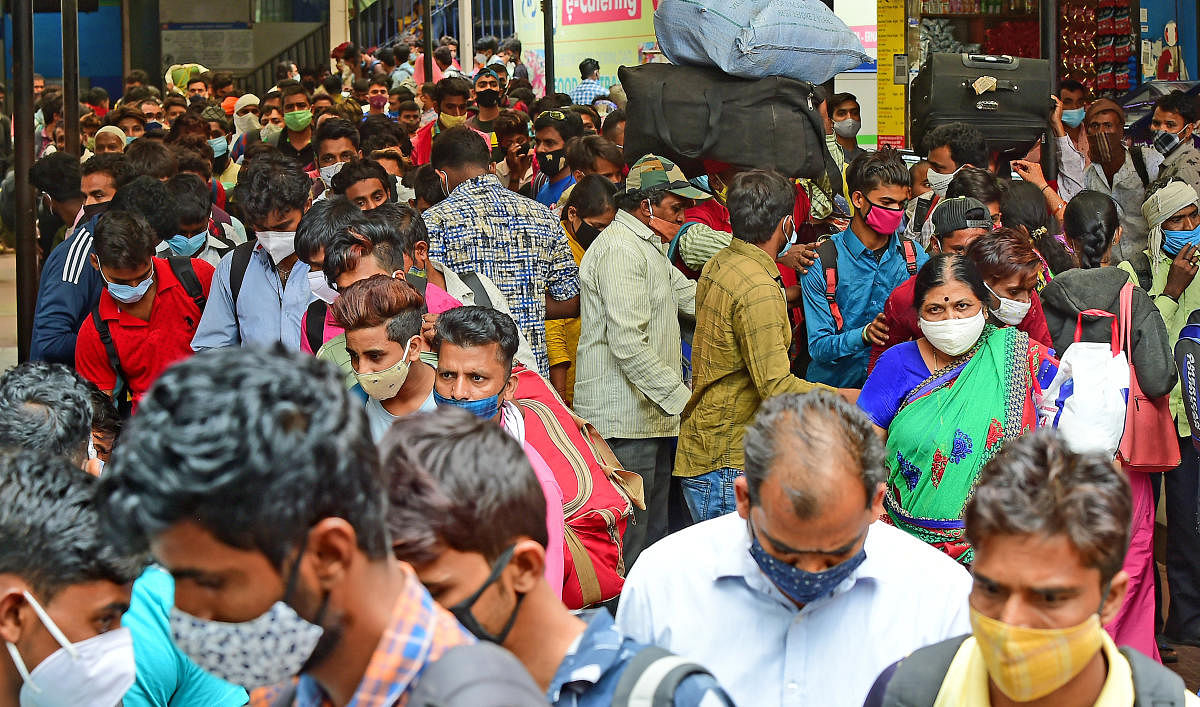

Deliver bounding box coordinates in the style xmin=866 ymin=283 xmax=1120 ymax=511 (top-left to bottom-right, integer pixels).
xmin=562 ymin=0 xmax=641 ymax=25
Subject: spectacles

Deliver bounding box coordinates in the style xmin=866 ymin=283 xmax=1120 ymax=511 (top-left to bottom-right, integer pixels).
xmin=537 ymin=110 xmax=566 ymax=121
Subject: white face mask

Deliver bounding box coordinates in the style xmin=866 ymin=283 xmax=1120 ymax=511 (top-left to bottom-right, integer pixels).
xmin=918 ymin=309 xmax=986 ymax=356
xmin=307 ymin=269 xmax=338 ymax=304
xmin=259 ymin=122 xmax=283 ymax=143
xmin=255 ymin=230 xmax=296 ymax=264
xmin=926 ymin=166 xmax=960 ymax=198
xmin=318 ymin=161 xmax=346 ymax=189
xmin=987 ymin=284 xmax=1032 ymax=326
xmin=6 ymin=591 xmax=136 ymax=707
xmin=234 ymin=112 xmax=261 ymax=135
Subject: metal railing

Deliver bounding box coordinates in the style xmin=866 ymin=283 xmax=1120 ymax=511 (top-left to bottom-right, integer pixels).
xmin=236 ymin=21 xmax=330 ymax=97
xmin=349 ymin=0 xmax=514 ymax=52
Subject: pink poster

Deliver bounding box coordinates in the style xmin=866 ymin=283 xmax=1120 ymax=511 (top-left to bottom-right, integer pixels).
xmin=562 ymin=0 xmax=641 ymax=25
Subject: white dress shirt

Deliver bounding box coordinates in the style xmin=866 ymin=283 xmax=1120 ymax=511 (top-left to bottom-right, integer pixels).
xmin=616 ymin=512 xmax=972 ymax=707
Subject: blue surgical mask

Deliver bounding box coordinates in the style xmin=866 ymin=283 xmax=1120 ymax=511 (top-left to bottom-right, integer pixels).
xmin=102 ymin=267 xmax=154 ymax=304
xmin=777 ymin=217 xmax=798 ymax=258
xmin=167 ymin=232 xmax=208 ymax=256
xmin=207 ymin=135 xmax=229 ymax=158
xmin=1163 ymin=224 xmax=1200 ymax=255
xmin=432 ymin=388 xmax=501 ymax=419
xmin=145 ymin=120 xmax=163 ymax=132
xmin=125 ymin=135 xmax=137 ymax=145
xmin=1061 ymin=107 xmax=1086 ymax=128
xmin=747 ymin=519 xmax=866 ymax=605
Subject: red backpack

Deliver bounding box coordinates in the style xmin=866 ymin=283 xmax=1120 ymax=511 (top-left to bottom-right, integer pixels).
xmin=512 ymin=367 xmax=645 ymax=609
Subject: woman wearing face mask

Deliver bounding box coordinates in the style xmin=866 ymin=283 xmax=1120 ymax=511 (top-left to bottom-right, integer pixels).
xmin=546 ymin=175 xmax=618 ymax=404
xmin=966 ymin=229 xmax=1055 ymax=348
xmin=858 ymin=254 xmax=1058 ymax=565
xmin=329 ymin=274 xmax=437 ymax=442
xmin=1041 ymin=189 xmax=1174 ymax=660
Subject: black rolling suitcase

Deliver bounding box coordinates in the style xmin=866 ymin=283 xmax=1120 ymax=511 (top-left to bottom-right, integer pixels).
xmin=910 ymin=53 xmax=1051 ymax=156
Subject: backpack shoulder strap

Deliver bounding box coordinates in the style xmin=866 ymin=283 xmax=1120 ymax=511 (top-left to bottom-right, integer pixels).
xmin=167 ymin=256 xmax=207 ymax=311
xmin=229 ymin=241 xmax=256 ymax=306
xmin=816 ymin=239 xmax=843 ymax=330
xmin=1130 ymin=250 xmax=1154 ymax=292
xmin=1131 ymin=147 xmax=1151 ymax=188
xmin=612 ymin=645 xmax=713 ymax=707
xmin=458 ymin=271 xmax=493 ymax=309
xmin=91 ymin=308 xmax=132 ymax=419
xmin=305 ymin=300 xmax=328 ymax=353
xmin=880 ymin=635 xmax=970 ymax=707
xmin=901 ymin=238 xmax=919 ymax=276
xmin=1120 ymin=646 xmax=1186 ymax=706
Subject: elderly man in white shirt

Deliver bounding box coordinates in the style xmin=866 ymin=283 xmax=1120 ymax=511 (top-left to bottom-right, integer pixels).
xmin=616 ymin=391 xmax=972 ymax=707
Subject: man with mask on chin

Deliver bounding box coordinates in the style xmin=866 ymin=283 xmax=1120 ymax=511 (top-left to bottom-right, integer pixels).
xmin=865 ymin=431 xmax=1199 ymax=707
xmin=574 ymin=154 xmax=707 ymax=569
xmin=192 ymin=154 xmax=315 ymax=350
xmin=94 ymin=346 xmax=537 ymax=707
xmin=617 ymin=392 xmax=972 ymax=707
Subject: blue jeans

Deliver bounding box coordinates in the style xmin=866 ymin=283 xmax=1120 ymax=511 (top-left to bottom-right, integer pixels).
xmin=680 ymin=467 xmax=742 ymax=523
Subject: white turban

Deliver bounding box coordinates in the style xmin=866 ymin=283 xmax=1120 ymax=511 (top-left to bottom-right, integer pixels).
xmin=1144 ymin=180 xmax=1200 ymax=265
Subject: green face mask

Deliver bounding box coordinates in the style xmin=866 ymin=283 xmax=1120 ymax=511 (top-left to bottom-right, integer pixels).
xmin=284 ymin=109 xmax=313 ymax=132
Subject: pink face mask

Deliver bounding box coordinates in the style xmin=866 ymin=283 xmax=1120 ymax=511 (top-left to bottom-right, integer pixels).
xmin=863 ymin=197 xmax=905 ymax=236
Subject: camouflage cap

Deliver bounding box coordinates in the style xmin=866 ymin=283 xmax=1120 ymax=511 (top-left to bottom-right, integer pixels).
xmin=625 ymin=154 xmax=710 ymax=200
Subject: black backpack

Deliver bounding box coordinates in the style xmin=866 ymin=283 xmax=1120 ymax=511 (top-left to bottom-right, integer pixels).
xmin=93 ymin=256 xmax=207 ymax=418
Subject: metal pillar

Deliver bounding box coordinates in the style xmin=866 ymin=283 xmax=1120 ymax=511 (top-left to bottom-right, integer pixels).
xmin=62 ymin=0 xmax=81 ymax=155
xmin=541 ymin=0 xmax=553 ymax=95
xmin=458 ymin=0 xmax=472 ymax=73
xmin=422 ymin=0 xmax=433 ymax=78
xmin=13 ymin=0 xmax=36 ymax=361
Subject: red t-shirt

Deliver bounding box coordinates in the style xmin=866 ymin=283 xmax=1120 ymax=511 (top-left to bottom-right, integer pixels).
xmin=76 ymin=257 xmax=215 ymax=406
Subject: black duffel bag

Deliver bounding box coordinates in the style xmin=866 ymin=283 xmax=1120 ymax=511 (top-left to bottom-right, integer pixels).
xmin=618 ymin=63 xmax=839 ymax=183
xmin=910 ymin=53 xmax=1051 ymax=156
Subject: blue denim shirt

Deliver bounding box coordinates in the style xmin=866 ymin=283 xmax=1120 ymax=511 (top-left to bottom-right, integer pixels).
xmin=801 ymin=226 xmax=928 ymax=388
xmin=547 ymin=610 xmax=732 ymax=707
xmin=191 ymin=244 xmax=313 ymax=351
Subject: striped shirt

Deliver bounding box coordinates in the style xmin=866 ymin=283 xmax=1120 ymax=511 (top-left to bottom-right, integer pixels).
xmin=30 ymin=215 xmax=103 ymax=364
xmin=574 ymin=209 xmax=696 ymax=439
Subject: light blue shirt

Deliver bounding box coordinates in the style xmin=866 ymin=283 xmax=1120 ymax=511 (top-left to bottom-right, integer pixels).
xmin=615 ymin=512 xmax=971 ymax=707
xmin=192 ymin=245 xmax=313 ymax=351
xmin=122 ymin=566 xmax=248 ymax=707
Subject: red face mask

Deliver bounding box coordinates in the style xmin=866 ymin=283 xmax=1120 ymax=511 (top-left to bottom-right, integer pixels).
xmin=646 ymin=200 xmax=681 ymax=242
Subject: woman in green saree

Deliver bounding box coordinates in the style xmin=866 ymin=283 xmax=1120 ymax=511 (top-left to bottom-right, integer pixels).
xmin=857 ymin=254 xmax=1058 ymax=564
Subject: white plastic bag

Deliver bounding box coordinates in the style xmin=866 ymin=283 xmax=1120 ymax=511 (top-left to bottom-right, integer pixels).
xmin=1043 ymin=329 xmax=1130 ymax=457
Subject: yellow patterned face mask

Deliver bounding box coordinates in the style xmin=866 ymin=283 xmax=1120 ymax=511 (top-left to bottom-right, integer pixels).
xmin=970 ymin=608 xmax=1104 ymax=702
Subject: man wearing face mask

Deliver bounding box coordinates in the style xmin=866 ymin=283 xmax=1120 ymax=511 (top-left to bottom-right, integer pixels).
xmin=828 ymin=92 xmax=865 ymax=163
xmin=161 ymin=174 xmax=245 ymax=267
xmin=94 ymin=346 xmax=526 ymax=707
xmin=410 ymin=76 xmax=478 ymax=165
xmin=532 ymin=109 xmax=586 ymax=208
xmin=384 ymin=409 xmax=736 ymax=706
xmin=865 ymin=432 xmax=1198 ymax=706
xmin=905 ymin=122 xmax=989 ymax=246
xmin=1150 ymin=90 xmax=1200 ymax=200
xmin=231 ymin=94 xmax=261 ymax=141
xmin=192 ymin=154 xmax=315 ymax=350
xmin=364 ymin=77 xmax=390 ymax=117
xmin=467 ymin=68 xmax=503 ymax=140
xmin=618 ymin=392 xmax=972 ymax=707
xmin=575 ymin=155 xmax=707 ymax=568
xmin=802 ymin=149 xmax=928 ymax=388
xmin=312 ymin=118 xmax=362 ymax=199
xmin=76 ymin=210 xmax=214 ymax=411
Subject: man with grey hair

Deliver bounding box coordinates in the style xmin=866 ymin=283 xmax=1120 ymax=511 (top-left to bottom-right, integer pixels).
xmin=676 ymin=170 xmax=834 ymax=523
xmin=617 ymin=391 xmax=971 ymax=707
xmin=0 ymin=361 xmax=98 ymax=473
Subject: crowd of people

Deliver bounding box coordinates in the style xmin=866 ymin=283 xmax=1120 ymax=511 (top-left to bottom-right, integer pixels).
xmin=4 ymin=32 xmax=1200 ymax=707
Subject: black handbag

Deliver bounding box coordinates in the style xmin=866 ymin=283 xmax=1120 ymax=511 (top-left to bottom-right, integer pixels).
xmin=910 ymin=53 xmax=1052 ymax=156
xmin=617 ymin=63 xmax=840 ymax=183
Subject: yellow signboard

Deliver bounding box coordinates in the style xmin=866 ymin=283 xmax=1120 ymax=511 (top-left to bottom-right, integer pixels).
xmin=876 ymin=0 xmax=907 ymax=148
xmin=512 ymin=0 xmax=659 ymax=96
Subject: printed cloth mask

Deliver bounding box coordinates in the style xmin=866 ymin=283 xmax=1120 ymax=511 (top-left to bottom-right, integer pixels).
xmin=1088 ymin=131 xmax=1126 ymax=169
xmin=475 ymin=89 xmax=500 ymax=108
xmin=1163 ymin=223 xmax=1200 ymax=255
xmin=862 ymin=198 xmax=905 ymax=236
xmin=918 ymin=310 xmax=986 ymax=356
xmin=167 ymin=232 xmax=208 ymax=257
xmin=255 ymin=230 xmax=296 ymax=264
xmin=433 ymin=387 xmax=501 ymax=419
xmin=1061 ymin=107 xmax=1086 ymax=128
xmin=748 ymin=520 xmax=866 ymax=605
xmin=6 ymin=591 xmax=136 ymax=707
xmin=169 ymin=543 xmax=326 ymax=690
xmin=986 ymin=283 xmax=1032 ymax=326
xmin=355 ymin=339 xmax=415 ymax=400
xmin=927 ymin=166 xmax=960 ymax=198
xmin=536 ymin=148 xmax=566 ymax=175
xmin=438 ymin=113 xmax=467 ymax=129
xmin=970 ymin=608 xmax=1104 ymax=702
xmin=284 ymin=109 xmax=313 ymax=132
xmin=647 ymin=201 xmax=681 ymax=241
xmin=833 ymin=118 xmax=861 ymax=139
xmin=319 ymin=161 xmax=346 ymax=189
xmin=306 ymin=270 xmax=338 ymax=304
xmin=234 ymin=112 xmax=261 ymax=134
xmin=368 ymin=94 xmax=388 ymax=110
xmin=207 ymin=135 xmax=229 ymax=158
xmin=260 ymin=122 xmax=284 ymax=143
xmin=101 ymin=265 xmax=154 ymax=304
xmin=1153 ymin=126 xmax=1191 ymax=156
xmin=448 ymin=545 xmax=525 ymax=644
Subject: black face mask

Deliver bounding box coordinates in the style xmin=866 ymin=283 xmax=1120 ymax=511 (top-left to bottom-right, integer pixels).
xmin=476 ymin=89 xmax=500 ymax=108
xmin=447 ymin=545 xmax=524 ymax=644
xmin=81 ymin=200 xmax=111 ymax=221
xmin=574 ymin=220 xmax=602 ymax=248
xmin=536 ymin=148 xmax=566 ymax=176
